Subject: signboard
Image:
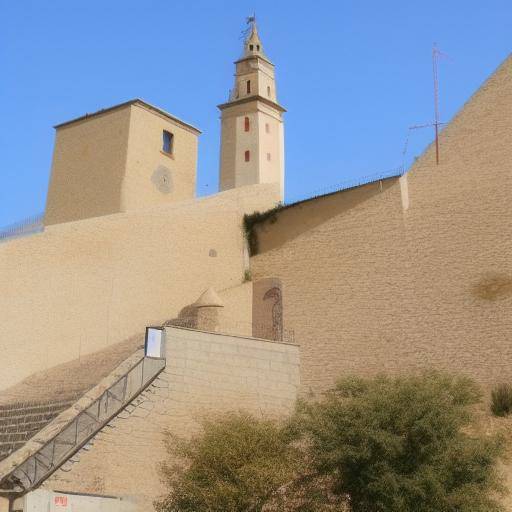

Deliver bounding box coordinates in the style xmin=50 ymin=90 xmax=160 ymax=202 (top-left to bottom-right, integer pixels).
xmin=18 ymin=489 xmax=134 ymax=511
xmin=54 ymin=495 xmax=68 ymax=507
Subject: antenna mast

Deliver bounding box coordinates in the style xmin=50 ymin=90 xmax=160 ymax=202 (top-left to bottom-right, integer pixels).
xmin=402 ymin=44 xmax=448 ymax=168
xmin=432 ymin=43 xmax=441 ymax=165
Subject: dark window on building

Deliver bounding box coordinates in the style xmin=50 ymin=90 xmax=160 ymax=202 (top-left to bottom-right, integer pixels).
xmin=249 ymin=44 xmax=254 ymax=51
xmin=245 ymin=150 xmax=250 ymax=162
xmin=244 ymin=117 xmax=250 ymax=132
xmin=265 ymin=123 xmax=270 ymax=134
xmin=257 ymin=45 xmax=260 ymax=51
xmin=162 ymin=130 xmax=174 ymax=154
xmin=267 ymin=86 xmax=271 ymax=97
xmin=246 ymin=80 xmax=251 ymax=94
xmin=267 ymin=152 xmax=271 ymax=161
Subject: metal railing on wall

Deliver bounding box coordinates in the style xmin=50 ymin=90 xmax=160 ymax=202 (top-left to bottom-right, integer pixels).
xmin=0 ymin=213 xmax=44 ymax=243
xmin=284 ymin=166 xmax=405 ymax=206
xmin=0 ymin=167 xmax=406 ymax=243
xmin=165 ymin=317 xmax=295 ymax=344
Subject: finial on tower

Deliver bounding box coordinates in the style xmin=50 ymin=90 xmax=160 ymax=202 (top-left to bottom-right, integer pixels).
xmin=242 ymin=14 xmax=268 ymax=60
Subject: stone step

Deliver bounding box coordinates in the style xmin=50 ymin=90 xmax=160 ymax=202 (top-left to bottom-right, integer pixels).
xmin=0 ymin=413 xmax=59 ymax=427
xmin=0 ymin=399 xmax=77 ymax=463
xmin=0 ymin=421 xmax=50 ymax=434
xmin=0 ymin=441 xmax=25 ymax=458
xmin=0 ymin=400 xmax=75 ymax=416
xmin=0 ymin=432 xmax=35 ymax=444
xmin=0 ymin=401 xmax=74 ymax=423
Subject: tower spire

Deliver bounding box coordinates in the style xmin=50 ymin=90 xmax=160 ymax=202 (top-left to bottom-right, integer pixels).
xmin=243 ymin=15 xmax=267 ymax=60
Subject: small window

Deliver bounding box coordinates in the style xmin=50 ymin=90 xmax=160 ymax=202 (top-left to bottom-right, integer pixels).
xmin=244 ymin=116 xmax=250 ymax=132
xmin=245 ymin=150 xmax=250 ymax=162
xmin=249 ymin=44 xmax=254 ymax=51
xmin=267 ymin=153 xmax=271 ymax=161
xmin=162 ymin=130 xmax=174 ymax=154
xmin=267 ymin=86 xmax=271 ymax=97
xmin=246 ymin=80 xmax=251 ymax=94
xmin=265 ymin=123 xmax=270 ymax=134
xmin=257 ymin=45 xmax=260 ymax=51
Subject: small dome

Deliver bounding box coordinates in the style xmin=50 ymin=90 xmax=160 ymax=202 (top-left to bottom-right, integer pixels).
xmin=194 ymin=288 xmax=224 ymax=308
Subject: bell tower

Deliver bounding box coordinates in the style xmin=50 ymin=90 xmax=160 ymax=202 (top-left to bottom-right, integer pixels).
xmin=218 ymin=18 xmax=285 ymax=200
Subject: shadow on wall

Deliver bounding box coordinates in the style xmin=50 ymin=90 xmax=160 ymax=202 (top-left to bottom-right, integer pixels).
xmin=246 ymin=178 xmax=399 ymax=256
xmin=165 ymin=305 xmax=218 ymax=332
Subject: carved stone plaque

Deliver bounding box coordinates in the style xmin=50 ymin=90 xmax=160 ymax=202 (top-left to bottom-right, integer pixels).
xmin=151 ymin=166 xmax=173 ymax=194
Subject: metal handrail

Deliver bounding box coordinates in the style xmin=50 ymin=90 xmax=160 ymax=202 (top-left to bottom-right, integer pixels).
xmin=0 ymin=355 xmax=165 ymax=495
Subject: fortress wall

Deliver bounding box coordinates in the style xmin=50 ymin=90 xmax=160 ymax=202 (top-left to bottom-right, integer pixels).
xmin=251 ymin=55 xmax=512 ymax=394
xmin=251 ymin=179 xmax=409 ymax=392
xmin=0 ymin=183 xmax=280 ymax=391
xmin=42 ymin=326 xmax=300 ymax=510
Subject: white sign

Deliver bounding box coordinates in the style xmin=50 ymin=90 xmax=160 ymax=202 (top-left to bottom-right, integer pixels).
xmin=145 ymin=327 xmax=165 ymax=358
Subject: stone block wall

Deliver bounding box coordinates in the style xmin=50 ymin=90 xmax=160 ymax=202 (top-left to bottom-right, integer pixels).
xmin=42 ymin=326 xmax=300 ymax=510
xmin=250 ymin=55 xmax=512 ymax=394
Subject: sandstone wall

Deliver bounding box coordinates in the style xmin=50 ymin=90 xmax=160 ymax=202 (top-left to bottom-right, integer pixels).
xmin=44 ymin=106 xmax=130 ymax=225
xmin=42 ymin=326 xmax=300 ymax=510
xmin=0 ymin=183 xmax=280 ymax=391
xmin=251 ymin=55 xmax=512 ymax=394
xmin=218 ymin=282 xmax=254 ymax=337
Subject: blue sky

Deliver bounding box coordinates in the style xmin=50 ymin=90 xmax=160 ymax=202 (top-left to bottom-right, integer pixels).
xmin=0 ymin=0 xmax=510 ymax=227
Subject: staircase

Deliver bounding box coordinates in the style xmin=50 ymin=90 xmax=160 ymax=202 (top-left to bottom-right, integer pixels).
xmin=0 ymin=400 xmax=77 ymax=461
xmin=0 ymin=354 xmax=165 ymax=495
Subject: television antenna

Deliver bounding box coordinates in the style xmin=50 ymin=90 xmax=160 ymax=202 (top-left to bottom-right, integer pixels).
xmin=402 ymin=43 xmax=449 ymax=166
xmin=432 ymin=42 xmax=447 ymax=165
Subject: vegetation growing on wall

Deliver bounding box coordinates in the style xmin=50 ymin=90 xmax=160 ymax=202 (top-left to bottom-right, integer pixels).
xmin=243 ymin=204 xmax=283 ymax=256
xmin=156 ymin=373 xmax=505 ymax=512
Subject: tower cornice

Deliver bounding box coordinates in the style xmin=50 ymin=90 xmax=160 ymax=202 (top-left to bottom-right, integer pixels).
xmin=234 ymin=54 xmax=274 ymax=66
xmin=217 ymin=95 xmax=286 ymax=113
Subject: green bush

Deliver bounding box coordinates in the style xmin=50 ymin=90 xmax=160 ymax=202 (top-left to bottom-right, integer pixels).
xmin=156 ymin=374 xmax=505 ymax=512
xmin=491 ymin=382 xmax=512 ymax=416
xmin=295 ymin=372 xmax=505 ymax=512
xmin=155 ymin=412 xmax=301 ymax=512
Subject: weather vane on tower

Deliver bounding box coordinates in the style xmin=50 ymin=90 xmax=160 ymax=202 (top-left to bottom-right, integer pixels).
xmin=241 ymin=12 xmax=257 ymax=40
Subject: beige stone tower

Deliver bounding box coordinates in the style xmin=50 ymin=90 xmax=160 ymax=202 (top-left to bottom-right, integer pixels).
xmin=45 ymin=99 xmax=200 ymax=225
xmin=218 ymin=19 xmax=285 ymax=200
